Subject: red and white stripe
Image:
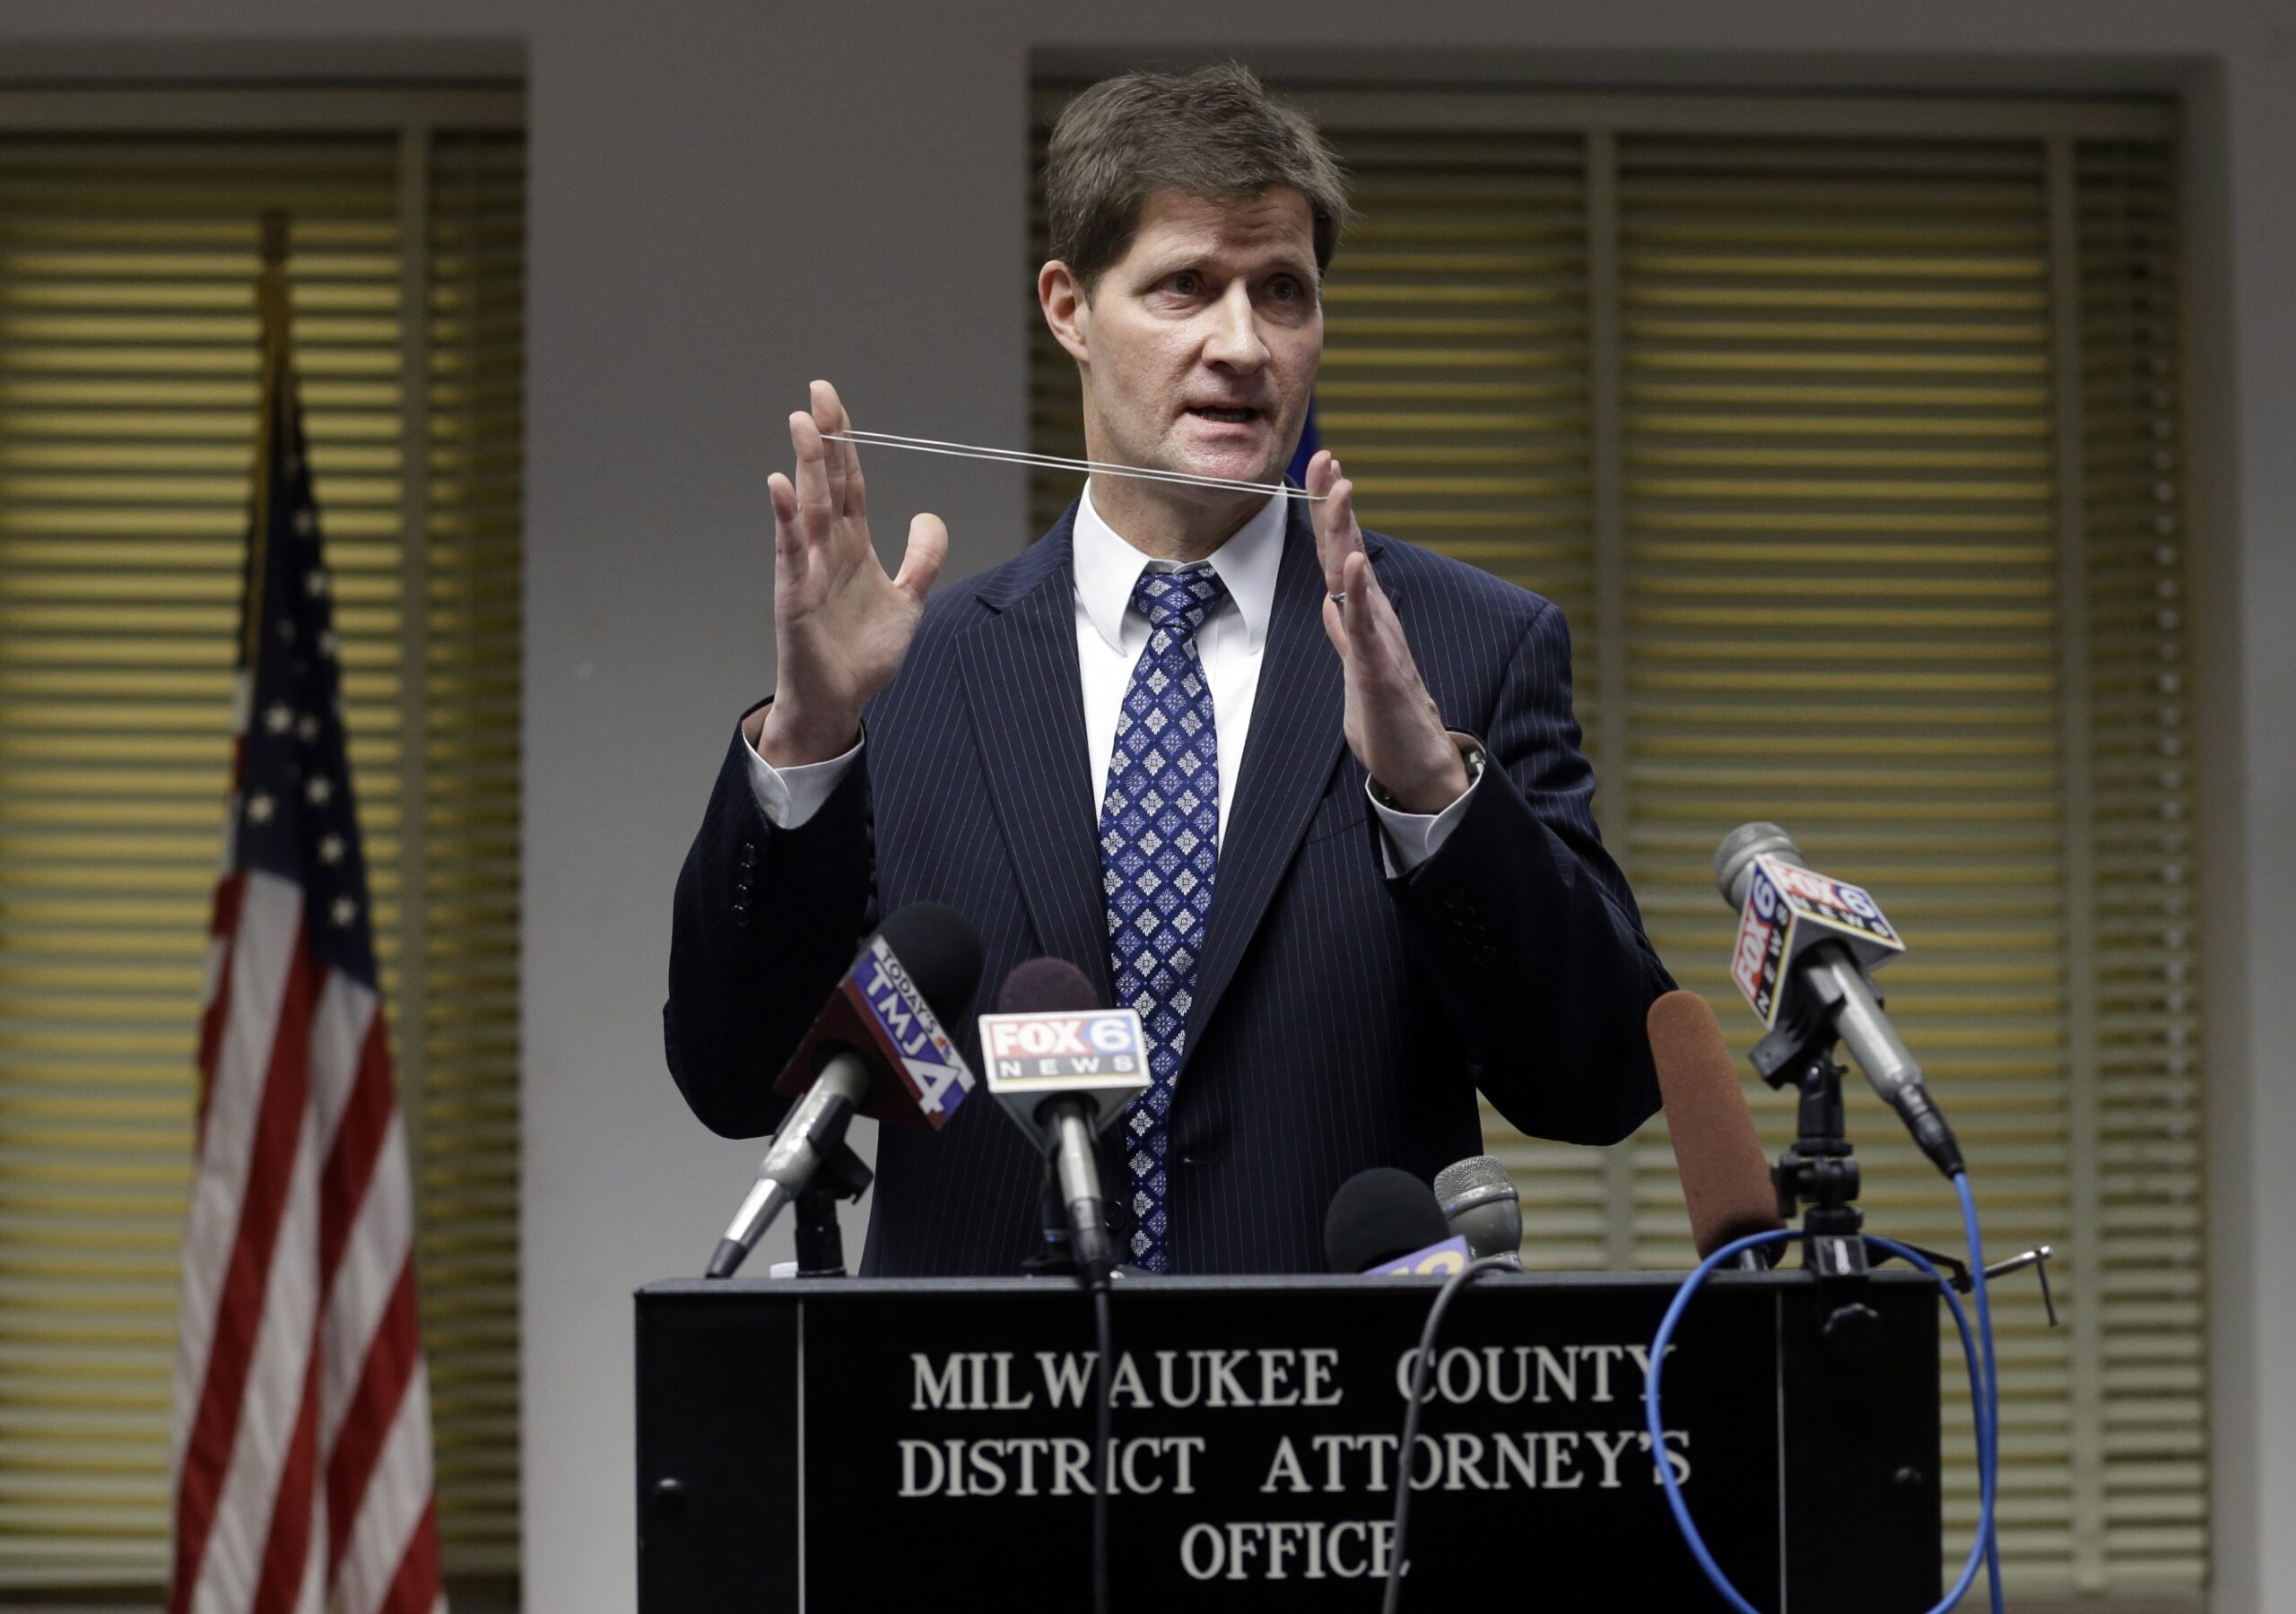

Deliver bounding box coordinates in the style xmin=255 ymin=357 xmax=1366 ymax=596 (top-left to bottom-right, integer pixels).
xmin=169 ymin=767 xmax=448 ymax=1612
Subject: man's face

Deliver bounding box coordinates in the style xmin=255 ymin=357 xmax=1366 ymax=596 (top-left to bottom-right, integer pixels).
xmin=1048 ymin=187 xmax=1323 ymax=493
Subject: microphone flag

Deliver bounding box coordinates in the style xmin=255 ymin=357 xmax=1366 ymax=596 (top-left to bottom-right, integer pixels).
xmin=774 ymin=931 xmax=976 ymax=1127
xmin=979 ymin=1005 xmax=1151 ymax=1147
xmin=1729 ymin=853 xmax=1905 ymax=1028
xmin=1368 ymin=1236 xmax=1474 ymax=1277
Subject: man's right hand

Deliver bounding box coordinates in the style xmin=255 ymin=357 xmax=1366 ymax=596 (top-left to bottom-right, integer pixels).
xmin=756 ymin=380 xmax=949 ymax=768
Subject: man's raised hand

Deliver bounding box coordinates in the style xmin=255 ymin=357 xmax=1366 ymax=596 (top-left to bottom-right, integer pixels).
xmin=757 ymin=380 xmax=948 ymax=767
xmin=1305 ymin=449 xmax=1470 ymax=815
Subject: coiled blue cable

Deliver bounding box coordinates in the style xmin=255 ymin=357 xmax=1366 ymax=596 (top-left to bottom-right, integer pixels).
xmin=1641 ymin=1170 xmax=2002 ymax=1612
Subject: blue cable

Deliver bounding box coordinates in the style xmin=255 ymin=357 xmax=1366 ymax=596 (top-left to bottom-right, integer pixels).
xmin=1642 ymin=1171 xmax=2002 ymax=1613
xmin=1960 ymin=1171 xmax=2005 ymax=1609
xmin=1869 ymin=1207 xmax=2005 ymax=1614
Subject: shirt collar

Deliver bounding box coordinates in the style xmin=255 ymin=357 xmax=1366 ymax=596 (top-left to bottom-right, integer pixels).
xmin=1072 ymin=478 xmax=1288 ymax=655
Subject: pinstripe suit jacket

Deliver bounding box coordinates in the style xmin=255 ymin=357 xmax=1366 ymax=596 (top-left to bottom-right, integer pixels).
xmin=665 ymin=497 xmax=1673 ymax=1275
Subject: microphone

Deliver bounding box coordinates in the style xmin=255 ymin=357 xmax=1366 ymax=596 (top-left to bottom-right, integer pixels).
xmin=1647 ymin=990 xmax=1784 ymax=1263
xmin=1714 ymin=824 xmax=1963 ymax=1176
xmin=978 ymin=959 xmax=1150 ymax=1291
xmin=1432 ymin=1156 xmax=1523 ymax=1269
xmin=706 ymin=902 xmax=984 ymax=1278
xmin=1324 ymin=1167 xmax=1452 ymax=1274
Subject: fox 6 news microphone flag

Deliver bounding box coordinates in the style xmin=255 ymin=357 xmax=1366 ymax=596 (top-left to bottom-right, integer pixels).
xmin=167 ymin=219 xmax=448 ymax=1614
xmin=1727 ymin=851 xmax=1904 ymax=1028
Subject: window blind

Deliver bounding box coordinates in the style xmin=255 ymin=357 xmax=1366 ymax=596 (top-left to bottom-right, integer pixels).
xmin=1610 ymin=129 xmax=2076 ymax=1593
xmin=2073 ymin=137 xmax=2201 ymax=1594
xmin=0 ymin=100 xmax=525 ymax=1592
xmin=1314 ymin=126 xmax=1615 ymax=1263
xmin=1030 ymin=86 xmax=2198 ymax=1601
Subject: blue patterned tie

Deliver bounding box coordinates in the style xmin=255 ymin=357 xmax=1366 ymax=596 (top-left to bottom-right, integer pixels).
xmin=1100 ymin=564 xmax=1229 ymax=1273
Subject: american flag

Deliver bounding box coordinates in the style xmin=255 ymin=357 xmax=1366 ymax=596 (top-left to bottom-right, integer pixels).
xmin=166 ymin=257 xmax=448 ymax=1614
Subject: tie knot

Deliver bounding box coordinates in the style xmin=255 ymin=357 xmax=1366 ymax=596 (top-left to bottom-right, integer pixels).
xmin=1133 ymin=565 xmax=1229 ymax=634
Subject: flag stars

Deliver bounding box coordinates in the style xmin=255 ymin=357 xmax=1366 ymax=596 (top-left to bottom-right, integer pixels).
xmin=246 ymin=793 xmax=275 ymax=823
xmin=318 ymin=834 xmax=345 ymax=865
xmin=296 ymin=714 xmax=319 ymax=742
xmin=305 ymin=776 xmax=333 ymax=806
xmin=317 ymin=629 xmax=338 ymax=659
xmin=329 ymin=896 xmax=359 ymax=928
xmin=304 ymin=570 xmax=329 ymax=598
xmin=293 ymin=508 xmax=316 ymax=537
xmin=264 ymin=703 xmax=293 ymax=734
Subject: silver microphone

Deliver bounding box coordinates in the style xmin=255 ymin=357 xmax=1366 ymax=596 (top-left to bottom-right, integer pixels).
xmin=979 ymin=959 xmax=1151 ymax=1290
xmin=1433 ymin=1155 xmax=1523 ymax=1269
xmin=1713 ymin=823 xmax=1962 ymax=1176
xmin=710 ymin=1054 xmax=874 ymax=1277
xmin=1714 ymin=820 xmax=1800 ymax=910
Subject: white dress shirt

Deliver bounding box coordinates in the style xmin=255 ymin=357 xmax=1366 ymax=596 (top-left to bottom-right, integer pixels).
xmin=744 ymin=481 xmax=1476 ymax=871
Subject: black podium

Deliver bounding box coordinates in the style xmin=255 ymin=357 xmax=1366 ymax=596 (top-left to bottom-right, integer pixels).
xmin=636 ymin=1270 xmax=1941 ymax=1611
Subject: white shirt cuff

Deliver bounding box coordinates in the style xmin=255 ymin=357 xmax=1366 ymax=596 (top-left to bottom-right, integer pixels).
xmin=1369 ymin=763 xmax=1481 ymax=877
xmin=743 ymin=720 xmax=862 ymax=829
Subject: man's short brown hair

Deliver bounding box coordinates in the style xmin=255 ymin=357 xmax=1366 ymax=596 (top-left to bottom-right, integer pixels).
xmin=1045 ymin=64 xmax=1352 ymax=292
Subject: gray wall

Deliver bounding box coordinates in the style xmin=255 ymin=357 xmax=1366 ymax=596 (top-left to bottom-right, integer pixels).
xmin=1 ymin=3 xmax=2288 ymax=1609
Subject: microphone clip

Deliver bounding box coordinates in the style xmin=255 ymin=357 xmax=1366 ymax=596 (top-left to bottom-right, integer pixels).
xmin=1761 ymin=1040 xmax=1886 ymax=1358
xmin=791 ymin=1137 xmax=874 ymax=1279
xmin=1747 ymin=950 xmax=1874 ymax=1090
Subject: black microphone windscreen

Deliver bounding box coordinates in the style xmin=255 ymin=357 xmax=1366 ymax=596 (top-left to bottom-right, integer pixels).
xmin=874 ymin=902 xmax=985 ymax=1027
xmin=996 ymin=956 xmax=1100 ymax=1014
xmin=1323 ymin=1167 xmax=1450 ymax=1274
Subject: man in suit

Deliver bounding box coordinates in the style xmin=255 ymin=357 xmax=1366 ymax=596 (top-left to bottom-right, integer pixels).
xmin=666 ymin=65 xmax=1674 ymax=1276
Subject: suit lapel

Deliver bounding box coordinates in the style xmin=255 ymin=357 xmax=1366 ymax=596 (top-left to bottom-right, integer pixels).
xmin=1179 ymin=499 xmax=1371 ymax=1068
xmin=954 ymin=514 xmax=1115 ymax=1005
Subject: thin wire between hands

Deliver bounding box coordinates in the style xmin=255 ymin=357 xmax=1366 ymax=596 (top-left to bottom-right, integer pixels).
xmin=1383 ymin=1256 xmax=1517 ymax=1614
xmin=822 ymin=429 xmax=1326 ymax=500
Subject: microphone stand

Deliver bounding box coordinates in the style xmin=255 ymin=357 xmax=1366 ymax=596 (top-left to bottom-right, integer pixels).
xmin=789 ymin=1140 xmax=874 ymax=1278
xmin=1752 ymin=1007 xmax=1883 ymax=1361
xmin=1020 ymin=1166 xmax=1082 ymax=1277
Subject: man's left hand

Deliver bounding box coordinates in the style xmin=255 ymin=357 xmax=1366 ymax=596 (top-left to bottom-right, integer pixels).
xmin=1305 ymin=449 xmax=1471 ymax=814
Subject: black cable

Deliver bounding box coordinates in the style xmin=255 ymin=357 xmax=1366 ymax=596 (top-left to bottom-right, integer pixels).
xmin=1383 ymin=1256 xmax=1514 ymax=1614
xmin=1091 ymin=1281 xmax=1113 ymax=1614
